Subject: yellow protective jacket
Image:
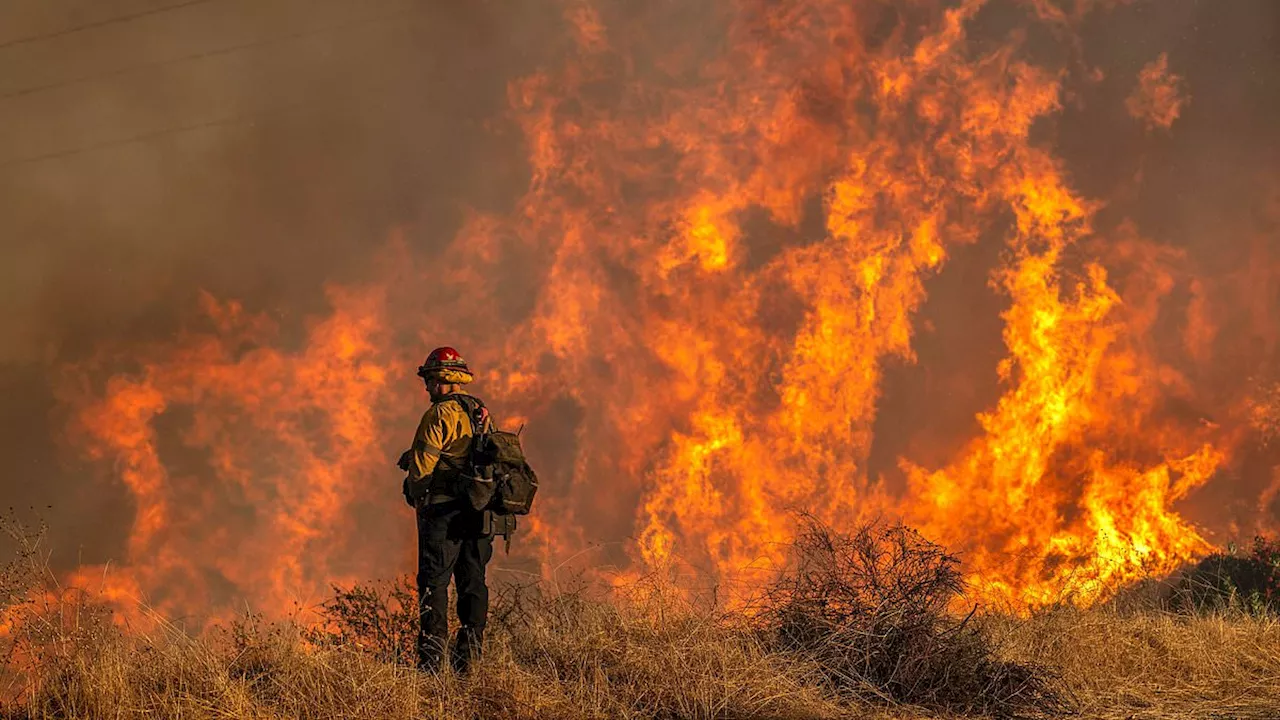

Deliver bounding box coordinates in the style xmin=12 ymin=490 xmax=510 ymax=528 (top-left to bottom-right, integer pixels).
xmin=406 ymin=393 xmax=482 ymax=504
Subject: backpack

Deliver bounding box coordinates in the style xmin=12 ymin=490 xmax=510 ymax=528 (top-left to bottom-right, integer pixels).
xmin=442 ymin=394 xmax=539 ymax=516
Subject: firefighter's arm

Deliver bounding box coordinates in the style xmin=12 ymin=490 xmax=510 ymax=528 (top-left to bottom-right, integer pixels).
xmin=404 ymin=407 xmax=449 ymax=497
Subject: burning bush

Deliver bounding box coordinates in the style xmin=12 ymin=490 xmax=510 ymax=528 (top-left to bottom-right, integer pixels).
xmin=756 ymin=519 xmax=1067 ymax=718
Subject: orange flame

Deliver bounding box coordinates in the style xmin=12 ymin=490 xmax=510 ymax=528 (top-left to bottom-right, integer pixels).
xmin=56 ymin=1 xmax=1276 ymax=619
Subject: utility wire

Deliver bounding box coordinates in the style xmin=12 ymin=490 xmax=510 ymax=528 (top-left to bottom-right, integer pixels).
xmin=0 ymin=100 xmax=308 ymax=172
xmin=1 ymin=3 xmax=417 ymax=101
xmin=0 ymin=5 xmax=420 ymax=171
xmin=0 ymin=0 xmax=222 ymax=51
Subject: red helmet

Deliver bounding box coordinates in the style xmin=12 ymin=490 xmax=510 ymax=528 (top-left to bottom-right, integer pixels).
xmin=417 ymin=346 xmax=470 ymax=377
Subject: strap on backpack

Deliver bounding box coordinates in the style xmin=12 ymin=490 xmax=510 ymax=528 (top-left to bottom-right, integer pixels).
xmin=441 ymin=393 xmax=489 ymax=434
xmin=436 ymin=394 xmax=498 ymax=513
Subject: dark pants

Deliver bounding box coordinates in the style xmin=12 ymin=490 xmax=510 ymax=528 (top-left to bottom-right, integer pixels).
xmin=416 ymin=500 xmax=493 ymax=672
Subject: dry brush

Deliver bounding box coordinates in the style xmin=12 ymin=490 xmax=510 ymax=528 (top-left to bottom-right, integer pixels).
xmin=2 ymin=514 xmax=1280 ymax=719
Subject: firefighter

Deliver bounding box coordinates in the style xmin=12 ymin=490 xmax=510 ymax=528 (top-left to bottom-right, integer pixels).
xmin=398 ymin=346 xmax=494 ymax=673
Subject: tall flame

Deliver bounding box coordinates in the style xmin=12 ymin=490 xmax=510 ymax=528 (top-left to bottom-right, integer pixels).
xmin=56 ymin=0 xmax=1277 ymax=619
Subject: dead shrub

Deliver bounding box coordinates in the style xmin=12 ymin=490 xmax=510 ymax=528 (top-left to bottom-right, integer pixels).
xmin=756 ymin=518 xmax=1067 ymax=718
xmin=303 ymin=575 xmax=419 ymax=664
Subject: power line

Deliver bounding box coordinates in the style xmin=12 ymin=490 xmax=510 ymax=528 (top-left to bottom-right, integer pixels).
xmin=0 ymin=0 xmax=222 ymax=52
xmin=0 ymin=2 xmax=425 ymax=171
xmin=0 ymin=3 xmax=421 ymax=171
xmin=0 ymin=100 xmax=307 ymax=172
xmin=1 ymin=3 xmax=417 ymax=101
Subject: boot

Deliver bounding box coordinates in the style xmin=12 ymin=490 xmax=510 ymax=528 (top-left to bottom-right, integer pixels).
xmin=451 ymin=625 xmax=484 ymax=675
xmin=417 ymin=634 xmax=447 ymax=674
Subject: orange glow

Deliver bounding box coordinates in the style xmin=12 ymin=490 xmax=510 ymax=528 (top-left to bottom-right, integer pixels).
xmin=57 ymin=1 xmax=1275 ymax=620
xmin=1127 ymin=53 xmax=1189 ymax=131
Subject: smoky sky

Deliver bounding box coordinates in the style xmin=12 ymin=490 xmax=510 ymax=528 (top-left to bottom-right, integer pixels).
xmin=1 ymin=0 xmax=1278 ymax=570
xmin=0 ymin=0 xmax=556 ymax=561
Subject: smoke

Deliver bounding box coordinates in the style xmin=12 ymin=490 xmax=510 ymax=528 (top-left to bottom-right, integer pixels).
xmin=0 ymin=0 xmax=1277 ymax=615
xmin=1091 ymin=0 xmax=1280 ymax=539
xmin=0 ymin=0 xmax=550 ymax=568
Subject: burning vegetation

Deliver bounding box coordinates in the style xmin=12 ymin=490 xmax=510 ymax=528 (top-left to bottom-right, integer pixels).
xmin=15 ymin=0 xmax=1280 ymax=664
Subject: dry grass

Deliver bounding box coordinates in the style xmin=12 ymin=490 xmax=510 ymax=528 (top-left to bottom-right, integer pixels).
xmin=1 ymin=588 xmax=855 ymax=720
xmin=3 ymin=513 xmax=1280 ymax=719
xmin=988 ymin=606 xmax=1280 ymax=719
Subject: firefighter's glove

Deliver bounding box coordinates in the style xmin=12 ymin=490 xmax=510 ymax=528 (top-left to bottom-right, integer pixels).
xmin=396 ymin=449 xmax=414 ymax=472
xmin=402 ymin=476 xmax=418 ymax=508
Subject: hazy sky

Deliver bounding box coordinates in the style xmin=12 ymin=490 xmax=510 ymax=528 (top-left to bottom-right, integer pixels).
xmin=0 ymin=0 xmax=553 ymax=556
